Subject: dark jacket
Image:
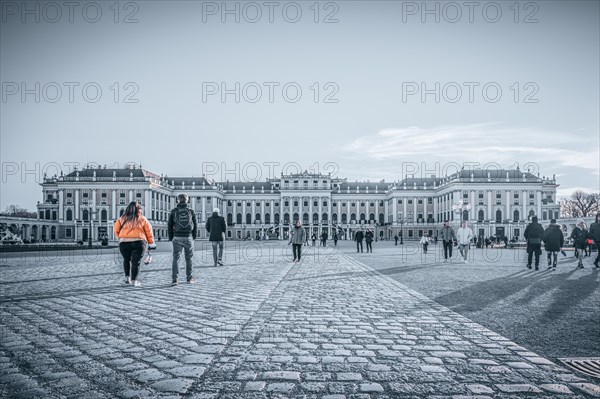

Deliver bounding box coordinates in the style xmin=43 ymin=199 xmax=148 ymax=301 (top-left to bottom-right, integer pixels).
xmin=365 ymin=231 xmax=374 ymax=243
xmin=543 ymin=224 xmax=564 ymax=252
xmin=590 ymin=219 xmax=600 ymax=242
xmin=321 ymin=232 xmax=328 ymax=240
xmin=439 ymin=226 xmax=456 ymax=242
xmin=571 ymin=227 xmax=589 ymax=249
xmin=168 ymin=203 xmax=197 ymax=240
xmin=524 ymin=222 xmax=544 ymax=244
xmin=289 ymin=226 xmax=307 ymax=245
xmin=205 ymin=212 xmax=227 ymax=241
xmin=355 ymin=231 xmax=364 ymax=241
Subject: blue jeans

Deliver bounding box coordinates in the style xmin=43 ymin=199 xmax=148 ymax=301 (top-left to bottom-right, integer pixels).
xmin=172 ymin=236 xmax=194 ymax=280
xmin=211 ymin=241 xmax=224 ymax=265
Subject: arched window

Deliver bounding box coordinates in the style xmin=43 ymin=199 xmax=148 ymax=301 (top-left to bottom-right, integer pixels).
xmin=83 ymin=209 xmax=89 ymax=221
xmin=528 ymin=210 xmax=535 ymax=220
xmin=66 ymin=209 xmax=73 ymax=221
xmin=462 ymin=210 xmax=469 ymax=221
xmin=246 ymin=213 xmax=252 ymax=224
xmin=255 ymin=213 xmax=261 ymax=222
xmin=265 ymin=213 xmax=270 ymax=224
xmin=293 ymin=212 xmax=299 ymax=222
xmin=360 ymin=213 xmax=366 ymax=222
xmin=495 ymin=209 xmax=502 ymax=222
xmin=227 ymin=213 xmax=233 ymax=225
xmin=313 ymin=213 xmax=318 ymax=223
xmin=332 ymin=213 xmax=338 ymax=223
xmin=350 ymin=213 xmax=356 ymax=222
xmin=369 ymin=213 xmax=375 ymax=222
xmin=303 ymin=213 xmax=309 ymax=224
xmin=50 ymin=226 xmax=56 ymax=240
xmin=513 ymin=209 xmax=520 ymax=222
xmin=322 ymin=213 xmax=328 ymax=222
xmin=236 ymin=213 xmax=242 ymax=224
xmin=101 ymin=209 xmax=108 ymax=222
xmin=45 ymin=209 xmax=51 ymax=220
xmin=478 ymin=209 xmax=484 ymax=221
xmin=283 ymin=213 xmax=289 ymax=224
xmin=274 ymin=213 xmax=280 ymax=224
xmin=379 ymin=213 xmax=385 ymax=224
xmin=341 ymin=213 xmax=347 ymax=223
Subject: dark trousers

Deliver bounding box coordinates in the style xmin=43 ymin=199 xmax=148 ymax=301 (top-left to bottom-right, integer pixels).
xmin=292 ymin=244 xmax=302 ymax=260
xmin=366 ymin=241 xmax=372 ymax=252
xmin=547 ymin=251 xmax=558 ymax=267
xmin=423 ymin=243 xmax=428 ymax=254
xmin=119 ymin=241 xmax=145 ymax=280
xmin=356 ymin=240 xmax=363 ymax=252
xmin=595 ymin=241 xmax=600 ymax=265
xmin=443 ymin=240 xmax=452 ymax=259
xmin=527 ymin=244 xmax=542 ymax=267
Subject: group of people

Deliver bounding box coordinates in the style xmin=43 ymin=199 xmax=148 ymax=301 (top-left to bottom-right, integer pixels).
xmin=524 ymin=214 xmax=600 ymax=270
xmin=115 ymin=194 xmax=227 ymax=287
xmin=115 ymin=196 xmax=600 ymax=285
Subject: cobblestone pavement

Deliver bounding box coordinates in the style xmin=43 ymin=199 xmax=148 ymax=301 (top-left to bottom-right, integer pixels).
xmin=1 ymin=245 xmax=600 ymax=398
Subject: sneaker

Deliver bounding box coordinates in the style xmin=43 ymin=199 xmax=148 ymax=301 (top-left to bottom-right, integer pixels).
xmin=463 ymin=259 xmax=468 ymax=264
xmin=187 ymin=276 xmax=196 ymax=284
xmin=125 ymin=277 xmax=131 ymax=284
xmin=217 ymin=260 xmax=224 ymax=266
xmin=547 ymin=266 xmax=553 ymax=270
xmin=132 ymin=280 xmax=141 ymax=287
xmin=171 ymin=279 xmax=178 ymax=286
xmin=527 ymin=265 xmax=532 ymax=269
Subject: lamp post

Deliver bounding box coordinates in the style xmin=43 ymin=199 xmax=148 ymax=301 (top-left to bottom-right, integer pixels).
xmin=399 ymin=218 xmax=404 ymax=244
xmin=83 ymin=205 xmax=100 ymax=248
xmin=452 ymin=199 xmax=471 ymax=223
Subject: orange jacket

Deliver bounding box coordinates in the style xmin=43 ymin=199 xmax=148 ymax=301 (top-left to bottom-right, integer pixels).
xmin=114 ymin=216 xmax=155 ymax=244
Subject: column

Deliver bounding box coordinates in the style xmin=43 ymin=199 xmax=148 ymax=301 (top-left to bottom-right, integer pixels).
xmin=413 ymin=196 xmax=418 ymax=223
xmin=129 ymin=189 xmax=133 ymax=202
xmin=251 ymin=200 xmax=256 ymax=224
xmin=338 ymin=200 xmax=342 ymax=224
xmin=270 ymin=200 xmax=274 ymax=225
xmin=144 ymin=190 xmax=152 ymax=218
xmin=487 ymin=190 xmax=493 ymax=220
xmin=402 ymin=197 xmax=407 ymax=221
xmin=537 ymin=190 xmax=542 ymax=217
xmin=365 ymin=200 xmax=370 ymax=223
xmin=384 ymin=199 xmax=389 ymax=225
xmin=505 ymin=190 xmax=511 ymax=221
xmin=111 ymin=189 xmax=117 ymax=219
xmin=242 ymin=200 xmax=246 ymax=224
xmin=58 ymin=189 xmax=64 ymax=221
xmin=309 ymin=196 xmax=313 ymax=227
xmin=327 ymin=197 xmax=332 ymax=225
xmin=318 ymin=196 xmax=323 ymax=224
xmin=470 ymin=190 xmax=476 ymax=220
xmin=261 ymin=200 xmax=265 ymax=224
xmin=202 ymin=197 xmax=206 ymax=222
xmin=233 ymin=200 xmax=237 ymax=224
xmin=433 ymin=196 xmax=439 ymax=222
xmin=75 ymin=189 xmax=80 ymax=220
xmin=92 ymin=190 xmax=97 ymax=223
xmin=522 ymin=190 xmax=527 ymax=220
xmin=299 ymin=196 xmax=303 ymax=220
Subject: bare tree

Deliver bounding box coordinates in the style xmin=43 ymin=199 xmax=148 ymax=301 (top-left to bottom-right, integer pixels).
xmin=559 ymin=191 xmax=599 ymax=218
xmin=2 ymin=205 xmax=37 ymax=219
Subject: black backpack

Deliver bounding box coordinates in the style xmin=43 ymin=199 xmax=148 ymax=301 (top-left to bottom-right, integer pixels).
xmin=173 ymin=207 xmax=194 ymax=235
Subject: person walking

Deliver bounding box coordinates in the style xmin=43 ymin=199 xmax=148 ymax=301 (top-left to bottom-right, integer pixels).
xmin=456 ymin=221 xmax=473 ymax=263
xmin=289 ymin=220 xmax=307 ymax=262
xmin=365 ymin=229 xmax=374 ymax=253
xmin=394 ymin=234 xmax=398 ymax=245
xmin=333 ymin=232 xmax=338 ymax=247
xmin=571 ymin=219 xmax=589 ymax=269
xmin=206 ymin=207 xmax=227 ymax=267
xmin=321 ymin=230 xmax=328 ymax=247
xmin=114 ymin=202 xmax=156 ymax=286
xmin=419 ymin=233 xmax=430 ymax=254
xmin=524 ymin=216 xmax=544 ymax=270
xmin=589 ymin=213 xmax=600 ymax=268
xmin=543 ymin=218 xmax=564 ymax=270
xmin=311 ymin=233 xmax=317 ymax=246
xmin=439 ymin=220 xmax=456 ymax=262
xmin=168 ymin=194 xmax=198 ymax=286
xmin=355 ymin=229 xmax=364 ymax=253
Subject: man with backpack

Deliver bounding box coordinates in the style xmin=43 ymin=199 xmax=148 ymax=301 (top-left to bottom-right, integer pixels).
xmin=206 ymin=207 xmax=227 ymax=267
xmin=168 ymin=194 xmax=198 ymax=286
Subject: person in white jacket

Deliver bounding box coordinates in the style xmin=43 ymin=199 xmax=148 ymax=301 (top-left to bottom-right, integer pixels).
xmin=419 ymin=233 xmax=430 ymax=254
xmin=456 ymin=221 xmax=474 ymax=263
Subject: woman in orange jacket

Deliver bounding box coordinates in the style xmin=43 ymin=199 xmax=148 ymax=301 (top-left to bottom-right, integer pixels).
xmin=114 ymin=201 xmax=156 ymax=286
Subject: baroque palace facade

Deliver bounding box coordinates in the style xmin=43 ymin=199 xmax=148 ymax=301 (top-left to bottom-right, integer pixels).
xmin=23 ymin=165 xmax=561 ymax=243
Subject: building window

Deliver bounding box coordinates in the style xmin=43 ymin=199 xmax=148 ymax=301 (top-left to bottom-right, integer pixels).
xmin=101 ymin=192 xmax=107 ymax=198
xmin=284 ymin=201 xmax=289 ymax=207
xmin=408 ymin=199 xmax=413 ymax=205
xmin=293 ymin=201 xmax=298 ymax=207
xmin=463 ymin=192 xmax=468 ymax=199
xmin=313 ymin=201 xmax=318 ymax=207
xmin=66 ymin=209 xmax=73 ymax=221
xmin=304 ymin=201 xmax=308 ymax=206
xmin=398 ymin=199 xmax=402 ymax=204
xmin=418 ymin=199 xmax=423 ymax=205
xmin=120 ymin=192 xmax=125 ymax=198
xmin=323 ymin=201 xmax=328 ymax=207
xmin=66 ymin=228 xmax=72 ymax=238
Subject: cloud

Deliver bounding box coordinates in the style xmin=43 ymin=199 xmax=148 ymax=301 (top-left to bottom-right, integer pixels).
xmin=342 ymin=123 xmax=599 ymax=173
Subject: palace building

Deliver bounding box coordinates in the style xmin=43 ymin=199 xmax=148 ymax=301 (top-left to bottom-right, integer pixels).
xmin=26 ymin=164 xmax=561 ymax=243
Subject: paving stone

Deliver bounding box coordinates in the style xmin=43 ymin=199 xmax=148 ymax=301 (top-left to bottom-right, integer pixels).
xmin=359 ymin=382 xmax=384 ymax=393
xmin=466 ymin=384 xmax=495 ymax=394
xmin=261 ymin=371 xmax=301 ymax=381
xmin=570 ymin=383 xmax=600 ymax=397
xmin=150 ymin=378 xmax=194 ymax=393
xmin=169 ymin=365 xmax=206 ymax=378
xmin=539 ymin=384 xmax=574 ymax=394
xmin=337 ymin=373 xmax=363 ymax=381
xmin=495 ymin=384 xmax=543 ymax=393
xmin=245 ymin=381 xmax=266 ymax=391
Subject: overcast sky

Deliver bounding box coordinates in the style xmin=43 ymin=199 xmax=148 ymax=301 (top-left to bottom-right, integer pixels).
xmin=1 ymin=0 xmax=599 ymax=211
